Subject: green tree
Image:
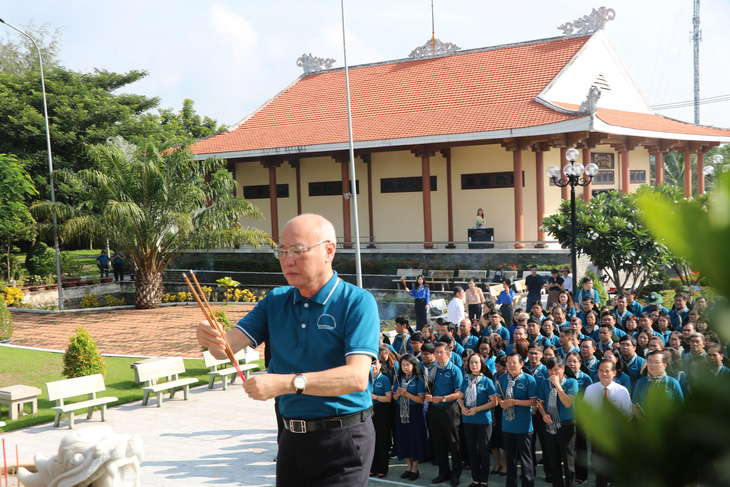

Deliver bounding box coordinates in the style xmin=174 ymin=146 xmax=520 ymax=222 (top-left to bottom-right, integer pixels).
xmin=0 ymin=153 xmax=37 ymax=280
xmin=0 ymin=21 xmax=62 ymax=75
xmin=541 ymin=190 xmax=668 ymax=295
xmin=33 ymin=136 xmax=272 ymax=309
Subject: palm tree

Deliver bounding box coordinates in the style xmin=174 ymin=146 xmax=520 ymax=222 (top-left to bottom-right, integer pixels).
xmin=33 ymin=136 xmax=271 ymax=308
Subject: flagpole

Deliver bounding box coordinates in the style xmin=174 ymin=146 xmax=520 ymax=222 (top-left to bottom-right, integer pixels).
xmin=340 ymin=0 xmax=363 ymax=288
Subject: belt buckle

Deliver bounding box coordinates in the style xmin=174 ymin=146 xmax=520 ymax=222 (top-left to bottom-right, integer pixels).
xmin=289 ymin=419 xmax=307 ymax=433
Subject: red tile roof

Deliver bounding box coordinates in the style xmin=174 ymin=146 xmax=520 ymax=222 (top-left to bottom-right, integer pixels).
xmin=192 ymin=36 xmax=591 ymax=155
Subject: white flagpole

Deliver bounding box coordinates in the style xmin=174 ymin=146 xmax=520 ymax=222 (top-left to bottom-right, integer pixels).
xmin=340 ymin=0 xmax=363 ymax=288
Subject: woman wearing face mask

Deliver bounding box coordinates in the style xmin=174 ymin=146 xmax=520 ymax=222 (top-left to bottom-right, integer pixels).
xmin=459 ymin=353 xmax=498 ymax=487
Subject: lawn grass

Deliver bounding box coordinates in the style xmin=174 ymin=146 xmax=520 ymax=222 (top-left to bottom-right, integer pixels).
xmin=0 ymin=348 xmax=264 ymax=432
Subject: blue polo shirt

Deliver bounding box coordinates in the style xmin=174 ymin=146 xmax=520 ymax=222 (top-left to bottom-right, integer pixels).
xmin=633 ymin=375 xmax=684 ymax=410
xmin=431 ymin=361 xmax=463 ymax=406
xmin=498 ymin=372 xmax=537 ymax=434
xmin=621 ymin=354 xmax=645 ymax=386
xmin=573 ymin=370 xmax=593 ymax=393
xmin=527 ymin=363 xmax=549 ymax=387
xmin=488 ymin=324 xmax=511 ymax=344
xmin=461 ymin=334 xmax=479 ymax=351
xmin=460 ymin=375 xmax=498 ymax=425
xmin=557 ymin=345 xmax=580 ymax=360
xmin=538 ymin=376 xmax=579 ymax=422
xmin=235 ymin=272 xmax=379 ymax=419
xmin=614 ymin=372 xmax=632 ymax=395
xmin=668 ymin=308 xmax=689 ymax=330
xmin=394 ymin=375 xmax=425 ymax=405
xmin=612 ymin=309 xmax=634 ymax=328
xmin=582 ymin=356 xmax=599 ymax=380
xmin=96 ymin=254 xmax=110 ymax=266
xmin=372 ymin=373 xmax=392 ymax=404
xmin=392 ymin=334 xmax=413 ymax=355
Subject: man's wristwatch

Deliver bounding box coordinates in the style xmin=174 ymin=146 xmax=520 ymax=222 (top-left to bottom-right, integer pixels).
xmin=293 ymin=374 xmax=307 ymax=395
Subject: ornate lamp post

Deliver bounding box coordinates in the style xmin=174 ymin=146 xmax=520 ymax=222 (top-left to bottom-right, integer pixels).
xmin=702 ymin=154 xmax=725 ymax=181
xmin=546 ymin=149 xmax=599 ymax=289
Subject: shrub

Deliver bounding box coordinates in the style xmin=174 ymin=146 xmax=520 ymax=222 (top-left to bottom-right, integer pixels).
xmin=2 ymin=286 xmax=24 ymax=306
xmin=0 ymin=301 xmax=12 ymax=341
xmin=62 ymin=326 xmax=106 ymax=378
xmin=25 ymin=242 xmax=55 ymax=276
xmin=80 ymin=294 xmax=100 ymax=308
xmin=104 ymin=295 xmax=126 ymax=306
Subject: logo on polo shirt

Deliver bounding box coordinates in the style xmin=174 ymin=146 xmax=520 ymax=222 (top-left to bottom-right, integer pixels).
xmin=317 ymin=314 xmax=337 ymax=330
xmin=516 ymin=383 xmax=526 ymax=390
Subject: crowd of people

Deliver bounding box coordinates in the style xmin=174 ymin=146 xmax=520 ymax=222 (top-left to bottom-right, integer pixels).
xmin=373 ymin=275 xmax=726 ymax=487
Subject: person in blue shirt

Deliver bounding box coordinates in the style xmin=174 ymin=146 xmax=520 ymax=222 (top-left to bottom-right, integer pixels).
xmin=612 ymin=295 xmax=634 ymax=329
xmin=459 ymin=318 xmax=480 ymax=351
xmin=196 ymin=214 xmax=379 ymax=487
xmin=459 ymin=353 xmax=499 ymax=487
xmin=551 ymin=304 xmax=570 ymax=330
xmin=565 ymin=351 xmax=593 ymax=484
xmin=599 ymin=312 xmax=627 ymax=339
xmin=618 ymin=335 xmax=645 ymax=388
xmin=537 ymin=357 xmax=579 ymax=487
xmin=477 ymin=336 xmax=499 ymax=376
xmin=541 ymin=318 xmax=561 ymax=348
xmin=487 ymin=310 xmax=511 ymax=344
xmin=440 ymin=334 xmax=464 ymax=368
xmin=392 ymin=316 xmax=413 ymax=356
xmin=393 ymin=354 xmax=429 ymax=481
xmin=370 ymin=358 xmax=393 ymax=478
xmin=574 ymin=277 xmax=600 ymax=309
xmin=668 ymin=294 xmax=691 ymax=331
xmin=110 ymin=249 xmax=126 ymax=281
xmin=403 ymin=275 xmax=430 ymax=330
xmin=707 ymin=343 xmax=730 ymax=376
xmin=632 ymin=350 xmax=684 ymax=415
xmin=95 ymin=250 xmax=110 ymax=278
xmin=578 ymin=338 xmax=600 ymax=380
xmin=496 ymin=279 xmax=516 ymax=329
xmin=641 ymin=292 xmax=669 ymax=315
xmin=529 ymin=302 xmax=547 ymax=324
xmin=526 ymin=319 xmax=549 ymax=348
xmin=498 ymin=352 xmax=538 ymax=487
xmin=425 ymin=341 xmax=464 ymax=486
xmin=557 ymin=328 xmax=580 ymax=361
xmin=526 ymin=343 xmax=550 ymax=480
xmin=506 ymin=324 xmax=528 ymax=355
xmin=624 ymin=289 xmax=643 ymax=317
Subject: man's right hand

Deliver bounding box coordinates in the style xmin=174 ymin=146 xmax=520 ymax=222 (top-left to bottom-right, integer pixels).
xmin=196 ymin=320 xmax=228 ymax=359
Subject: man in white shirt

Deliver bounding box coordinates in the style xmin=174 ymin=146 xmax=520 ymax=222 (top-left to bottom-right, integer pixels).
xmin=582 ymin=359 xmax=631 ymax=487
xmin=447 ymin=286 xmax=466 ymax=325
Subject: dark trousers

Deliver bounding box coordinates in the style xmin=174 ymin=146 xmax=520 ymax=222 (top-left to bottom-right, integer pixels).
xmin=463 ymin=422 xmax=493 ymax=483
xmin=543 ymin=422 xmax=576 ymax=487
xmin=415 ymin=298 xmax=428 ymax=329
xmin=592 ymin=443 xmax=611 ymax=487
xmin=503 ymin=431 xmax=534 ymax=487
xmin=97 ymin=263 xmax=109 ymax=278
xmin=500 ymin=304 xmax=514 ymax=329
xmin=468 ymin=303 xmax=483 ymax=322
xmin=428 ymin=404 xmax=462 ymax=479
xmin=532 ymin=411 xmax=551 ymax=480
xmin=277 ymin=417 xmax=375 ymax=487
xmin=575 ymin=426 xmax=588 ymax=482
xmin=371 ymin=402 xmax=392 ymax=475
xmin=113 ymin=262 xmax=124 ymax=281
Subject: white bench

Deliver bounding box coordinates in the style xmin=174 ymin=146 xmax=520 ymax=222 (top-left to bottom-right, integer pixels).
xmin=393 ymin=268 xmax=426 ymax=289
xmin=46 ymin=374 xmax=118 ymax=429
xmin=137 ymin=357 xmax=199 ymax=407
xmin=202 ymin=349 xmax=260 ymax=390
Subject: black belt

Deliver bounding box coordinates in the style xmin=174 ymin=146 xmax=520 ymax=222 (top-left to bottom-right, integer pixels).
xmin=283 ymin=407 xmax=373 ymax=434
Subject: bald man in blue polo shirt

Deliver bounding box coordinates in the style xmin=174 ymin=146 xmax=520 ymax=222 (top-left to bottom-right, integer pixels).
xmin=197 ymin=214 xmax=380 ymax=487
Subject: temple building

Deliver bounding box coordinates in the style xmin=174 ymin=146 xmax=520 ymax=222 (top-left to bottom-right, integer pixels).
xmin=191 ymin=19 xmax=730 ymax=249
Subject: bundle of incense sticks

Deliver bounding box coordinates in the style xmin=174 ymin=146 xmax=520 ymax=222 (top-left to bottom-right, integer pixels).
xmin=184 ymin=271 xmax=246 ymax=383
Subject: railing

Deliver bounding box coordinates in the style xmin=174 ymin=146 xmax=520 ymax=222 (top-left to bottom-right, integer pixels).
xmin=333 ymin=237 xmax=563 ymax=251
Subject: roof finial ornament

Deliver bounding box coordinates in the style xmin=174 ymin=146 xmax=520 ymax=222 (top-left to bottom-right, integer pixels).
xmin=578 ymin=86 xmax=602 ymax=115
xmin=296 ymin=53 xmax=336 ymax=74
xmin=409 ymin=38 xmax=461 ymax=59
xmin=558 ymin=7 xmax=616 ymax=35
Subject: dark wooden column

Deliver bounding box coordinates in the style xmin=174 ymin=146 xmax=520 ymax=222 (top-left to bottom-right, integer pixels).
xmin=288 ymin=159 xmax=301 ymax=215
xmin=697 ymin=152 xmax=706 ymax=195
xmin=412 ymin=146 xmax=436 ymax=249
xmin=362 ymin=154 xmax=376 ymax=247
xmin=261 ymin=160 xmax=283 ymax=243
xmin=441 ymin=148 xmax=455 ymax=248
xmin=620 ymin=150 xmax=630 ymax=195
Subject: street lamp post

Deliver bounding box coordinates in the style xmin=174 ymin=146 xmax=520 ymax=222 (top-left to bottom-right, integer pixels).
xmin=702 ymin=154 xmax=725 ymax=181
xmin=546 ymin=149 xmax=598 ymax=290
xmin=0 ymin=18 xmax=64 ymax=309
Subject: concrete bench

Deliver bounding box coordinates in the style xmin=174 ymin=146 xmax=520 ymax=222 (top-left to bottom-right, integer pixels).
xmin=426 ymin=270 xmax=455 ymax=291
xmin=46 ymin=374 xmax=118 ymax=429
xmin=137 ymin=357 xmax=199 ymax=407
xmin=453 ymin=270 xmax=488 ymax=288
xmin=0 ymin=385 xmax=42 ymax=420
xmin=202 ymin=349 xmax=259 ymax=390
xmin=392 ymin=269 xmax=426 ymax=289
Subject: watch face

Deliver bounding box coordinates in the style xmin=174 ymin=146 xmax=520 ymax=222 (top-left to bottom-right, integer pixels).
xmin=294 ymin=376 xmax=306 ymax=389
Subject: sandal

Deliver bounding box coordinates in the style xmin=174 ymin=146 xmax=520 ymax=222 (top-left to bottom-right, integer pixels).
xmin=491 ymin=464 xmax=501 ymax=474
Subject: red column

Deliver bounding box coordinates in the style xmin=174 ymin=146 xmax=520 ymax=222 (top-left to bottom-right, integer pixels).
xmin=341 ymin=160 xmax=352 ymax=248
xmin=535 ymin=150 xmax=546 ymax=244
xmin=266 ymin=164 xmax=280 ymax=243
xmin=582 ymin=148 xmax=592 ymax=201
xmin=560 ymin=148 xmax=569 ymax=200
xmin=655 ymin=152 xmax=664 ymax=187
xmin=684 ymin=151 xmax=692 ymax=197
xmin=513 ymin=150 xmax=525 ymax=249
xmin=697 ymin=153 xmax=705 ymax=195
xmin=621 ymin=150 xmax=630 ymax=195
xmin=422 ymin=154 xmax=434 ymax=249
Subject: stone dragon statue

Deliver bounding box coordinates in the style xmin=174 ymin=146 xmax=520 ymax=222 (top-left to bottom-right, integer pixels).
xmin=17 ymin=427 xmax=143 ymax=487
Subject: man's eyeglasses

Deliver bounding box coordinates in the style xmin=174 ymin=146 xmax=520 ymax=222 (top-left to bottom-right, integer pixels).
xmin=273 ymin=240 xmax=330 ymax=259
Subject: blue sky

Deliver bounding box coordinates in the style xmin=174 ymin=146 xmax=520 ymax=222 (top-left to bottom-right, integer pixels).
xmin=3 ymin=0 xmax=730 ymax=128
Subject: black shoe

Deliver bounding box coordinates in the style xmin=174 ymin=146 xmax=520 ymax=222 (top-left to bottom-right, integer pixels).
xmin=450 ymin=477 xmax=460 ymax=486
xmin=467 ymin=483 xmax=480 ymax=487
xmin=401 ymin=470 xmax=412 ymax=479
xmin=432 ymin=475 xmax=449 ymax=484
xmin=410 ymin=471 xmax=420 ymax=481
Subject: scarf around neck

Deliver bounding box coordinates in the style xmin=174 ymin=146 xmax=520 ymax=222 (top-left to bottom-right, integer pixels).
xmin=504 ymin=372 xmax=523 ymax=421
xmin=399 ymin=375 xmax=415 ymax=423
xmin=465 ymin=374 xmax=482 ymax=408
xmin=546 ymin=376 xmax=566 ymax=434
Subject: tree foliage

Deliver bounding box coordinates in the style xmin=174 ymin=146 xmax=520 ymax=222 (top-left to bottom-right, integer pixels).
xmin=33 ymin=137 xmax=272 ymax=309
xmin=62 ymin=326 xmax=106 ymax=378
xmin=0 ymin=153 xmax=37 ymax=280
xmin=541 ymin=190 xmax=669 ymax=295
xmin=0 ymin=21 xmax=62 ymax=75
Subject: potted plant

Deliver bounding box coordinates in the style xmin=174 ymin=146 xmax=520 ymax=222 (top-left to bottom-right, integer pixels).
xmin=45 ymin=274 xmax=59 ymax=290
xmin=28 ymin=275 xmax=43 ymax=292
